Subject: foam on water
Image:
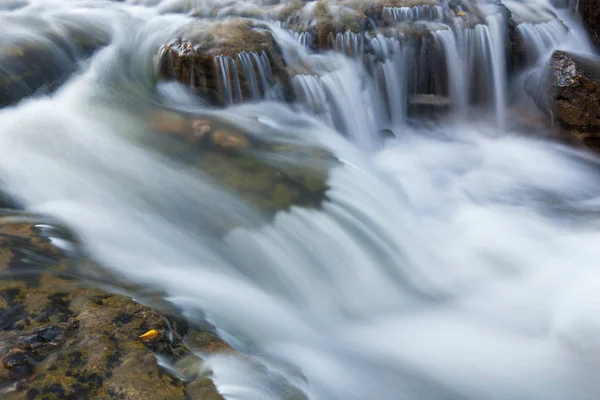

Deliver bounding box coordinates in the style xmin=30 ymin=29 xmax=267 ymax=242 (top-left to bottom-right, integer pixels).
xmin=1 ymin=0 xmax=600 ymax=399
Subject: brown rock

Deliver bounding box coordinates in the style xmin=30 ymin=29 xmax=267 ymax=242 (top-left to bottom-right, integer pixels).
xmin=528 ymin=50 xmax=600 ymax=150
xmin=157 ymin=18 xmax=292 ymax=105
xmin=548 ymin=51 xmax=600 ymax=129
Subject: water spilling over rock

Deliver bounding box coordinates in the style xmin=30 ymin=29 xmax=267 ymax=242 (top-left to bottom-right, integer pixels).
xmin=0 ymin=0 xmax=600 ymax=399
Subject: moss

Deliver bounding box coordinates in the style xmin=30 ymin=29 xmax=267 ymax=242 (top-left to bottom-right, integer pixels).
xmin=0 ymin=214 xmax=226 ymax=400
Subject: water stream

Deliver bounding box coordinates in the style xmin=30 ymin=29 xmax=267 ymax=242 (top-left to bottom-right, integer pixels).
xmin=1 ymin=0 xmax=600 ymax=399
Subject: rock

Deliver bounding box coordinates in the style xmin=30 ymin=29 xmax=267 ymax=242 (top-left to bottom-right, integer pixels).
xmin=0 ymin=24 xmax=109 ymax=108
xmin=581 ymin=0 xmax=600 ymax=50
xmin=148 ymin=109 xmax=335 ymax=218
xmin=0 ymin=211 xmax=226 ymax=400
xmin=528 ymin=50 xmax=600 ymax=150
xmin=281 ymin=0 xmax=372 ymax=50
xmin=157 ymin=18 xmax=292 ymax=106
xmin=548 ymin=51 xmax=600 ymax=129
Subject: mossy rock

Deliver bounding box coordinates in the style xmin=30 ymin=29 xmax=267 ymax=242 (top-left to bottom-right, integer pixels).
xmin=0 ymin=212 xmax=226 ymax=400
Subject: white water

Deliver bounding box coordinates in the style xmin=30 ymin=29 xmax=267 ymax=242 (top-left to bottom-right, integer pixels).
xmin=1 ymin=0 xmax=600 ymax=399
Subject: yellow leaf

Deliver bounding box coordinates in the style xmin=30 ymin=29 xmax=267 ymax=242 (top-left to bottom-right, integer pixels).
xmin=457 ymin=11 xmax=466 ymax=17
xmin=139 ymin=329 xmax=160 ymax=341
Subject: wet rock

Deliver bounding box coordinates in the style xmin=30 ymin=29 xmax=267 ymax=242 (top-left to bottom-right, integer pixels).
xmin=148 ymin=110 xmax=335 ymax=218
xmin=0 ymin=25 xmax=109 ymax=108
xmin=282 ymin=0 xmax=371 ymax=50
xmin=581 ymin=0 xmax=600 ymax=50
xmin=529 ymin=50 xmax=600 ymax=150
xmin=0 ymin=214 xmax=227 ymax=400
xmin=157 ymin=18 xmax=292 ymax=106
xmin=0 ymin=275 xmax=227 ymax=400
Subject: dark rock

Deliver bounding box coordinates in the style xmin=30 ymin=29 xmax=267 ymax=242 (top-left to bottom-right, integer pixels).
xmin=528 ymin=50 xmax=600 ymax=150
xmin=581 ymin=0 xmax=600 ymax=50
xmin=547 ymin=51 xmax=600 ymax=128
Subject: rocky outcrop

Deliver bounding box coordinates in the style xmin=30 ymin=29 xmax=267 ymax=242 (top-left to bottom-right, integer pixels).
xmin=157 ymin=18 xmax=292 ymax=106
xmin=155 ymin=0 xmax=535 ymax=112
xmin=581 ymin=0 xmax=600 ymax=50
xmin=528 ymin=51 xmax=600 ymax=150
xmin=0 ymin=211 xmax=227 ymax=399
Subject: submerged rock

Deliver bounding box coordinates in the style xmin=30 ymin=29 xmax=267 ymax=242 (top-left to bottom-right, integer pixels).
xmin=0 ymin=23 xmax=110 ymax=108
xmin=0 ymin=212 xmax=227 ymax=400
xmin=148 ymin=109 xmax=335 ymax=218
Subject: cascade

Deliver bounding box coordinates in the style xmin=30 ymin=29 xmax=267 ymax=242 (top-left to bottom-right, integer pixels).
xmin=383 ymin=5 xmax=446 ymax=22
xmin=215 ymin=51 xmax=276 ymax=104
xmin=0 ymin=0 xmax=599 ymax=399
xmin=517 ymin=20 xmax=569 ymax=62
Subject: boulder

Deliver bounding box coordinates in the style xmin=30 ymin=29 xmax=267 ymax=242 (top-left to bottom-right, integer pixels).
xmin=528 ymin=50 xmax=600 ymax=150
xmin=156 ymin=18 xmax=292 ymax=106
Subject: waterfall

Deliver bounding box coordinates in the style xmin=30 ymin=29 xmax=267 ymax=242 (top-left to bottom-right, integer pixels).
xmin=369 ymin=34 xmax=413 ymax=125
xmin=330 ymin=31 xmax=364 ymax=57
xmin=518 ymin=20 xmax=569 ymax=63
xmin=483 ymin=12 xmax=508 ymax=130
xmin=292 ymin=59 xmax=380 ymax=150
xmin=383 ymin=6 xmax=446 ymax=22
xmin=0 ymin=0 xmax=599 ymax=399
xmin=433 ymin=28 xmax=469 ymax=114
xmin=214 ymin=51 xmax=279 ymax=104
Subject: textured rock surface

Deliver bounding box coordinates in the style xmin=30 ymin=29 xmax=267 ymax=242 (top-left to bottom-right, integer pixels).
xmin=0 ymin=211 xmax=227 ymax=400
xmin=528 ymin=51 xmax=600 ymax=150
xmin=548 ymin=51 xmax=600 ymax=129
xmin=157 ymin=18 xmax=292 ymax=105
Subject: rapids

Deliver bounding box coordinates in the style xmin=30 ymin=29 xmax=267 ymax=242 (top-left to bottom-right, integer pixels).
xmin=1 ymin=0 xmax=600 ymax=399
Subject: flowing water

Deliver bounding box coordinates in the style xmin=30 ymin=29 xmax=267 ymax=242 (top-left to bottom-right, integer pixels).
xmin=1 ymin=0 xmax=600 ymax=399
